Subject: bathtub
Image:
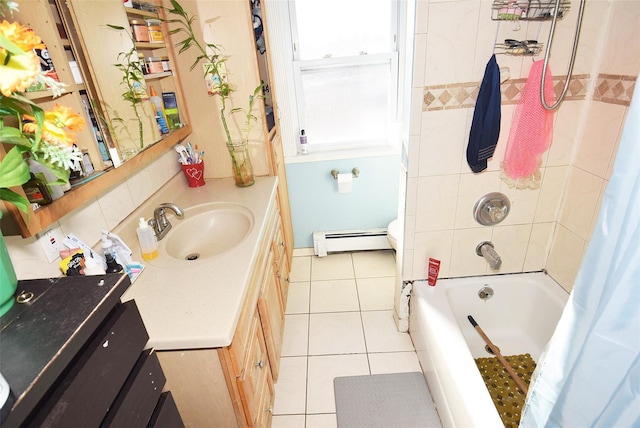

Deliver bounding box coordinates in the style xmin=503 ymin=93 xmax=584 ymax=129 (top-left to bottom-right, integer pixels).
xmin=409 ymin=272 xmax=569 ymax=427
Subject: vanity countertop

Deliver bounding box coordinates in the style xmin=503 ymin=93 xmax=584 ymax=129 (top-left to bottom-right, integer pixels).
xmin=118 ymin=174 xmax=278 ymax=351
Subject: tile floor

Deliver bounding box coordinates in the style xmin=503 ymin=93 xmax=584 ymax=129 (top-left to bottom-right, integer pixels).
xmin=272 ymin=250 xmax=422 ymax=428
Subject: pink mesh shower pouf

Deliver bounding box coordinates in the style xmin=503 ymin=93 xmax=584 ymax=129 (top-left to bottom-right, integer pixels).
xmin=501 ymin=60 xmax=555 ymax=189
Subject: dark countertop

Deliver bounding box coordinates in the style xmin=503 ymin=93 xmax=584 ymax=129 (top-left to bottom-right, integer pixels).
xmin=0 ymin=273 xmax=130 ymax=426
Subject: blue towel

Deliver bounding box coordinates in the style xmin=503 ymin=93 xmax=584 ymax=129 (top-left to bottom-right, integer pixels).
xmin=467 ymin=55 xmax=501 ymax=173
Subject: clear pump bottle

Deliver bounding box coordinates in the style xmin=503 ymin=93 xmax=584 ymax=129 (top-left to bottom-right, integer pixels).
xmin=136 ymin=217 xmax=158 ymax=260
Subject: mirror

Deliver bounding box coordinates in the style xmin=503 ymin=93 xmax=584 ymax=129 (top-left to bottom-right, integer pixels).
xmin=1 ymin=0 xmax=191 ymax=238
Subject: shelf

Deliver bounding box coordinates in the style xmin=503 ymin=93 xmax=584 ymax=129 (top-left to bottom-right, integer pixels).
xmin=25 ymin=84 xmax=84 ymax=100
xmin=491 ymin=0 xmax=570 ymax=21
xmin=135 ymin=41 xmax=166 ymax=50
xmin=495 ymin=40 xmax=543 ymax=56
xmin=144 ymin=71 xmax=173 ymax=80
xmin=125 ymin=7 xmax=159 ymax=19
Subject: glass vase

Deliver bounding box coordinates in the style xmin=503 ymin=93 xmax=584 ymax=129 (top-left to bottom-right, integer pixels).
xmin=0 ymin=213 xmax=17 ymax=317
xmin=227 ymin=140 xmax=255 ymax=187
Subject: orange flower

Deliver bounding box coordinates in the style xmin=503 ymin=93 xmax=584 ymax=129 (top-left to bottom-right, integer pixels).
xmin=0 ymin=21 xmax=44 ymax=96
xmin=23 ymin=104 xmax=85 ymax=147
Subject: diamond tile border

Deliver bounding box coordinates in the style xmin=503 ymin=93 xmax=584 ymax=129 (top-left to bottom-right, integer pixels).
xmin=593 ymin=74 xmax=637 ymax=106
xmin=423 ymin=73 xmax=636 ymax=111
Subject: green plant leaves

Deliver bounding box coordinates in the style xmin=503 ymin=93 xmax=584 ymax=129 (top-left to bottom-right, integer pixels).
xmin=0 ymin=146 xmax=30 ymax=188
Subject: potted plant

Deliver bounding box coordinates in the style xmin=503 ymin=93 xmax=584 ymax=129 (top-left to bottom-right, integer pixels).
xmin=0 ymin=0 xmax=85 ymax=315
xmin=165 ymin=0 xmax=263 ymax=187
xmin=106 ymin=24 xmax=153 ymax=160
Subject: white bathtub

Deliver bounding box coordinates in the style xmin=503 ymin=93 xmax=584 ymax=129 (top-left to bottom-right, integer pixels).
xmin=409 ymin=272 xmax=569 ymax=427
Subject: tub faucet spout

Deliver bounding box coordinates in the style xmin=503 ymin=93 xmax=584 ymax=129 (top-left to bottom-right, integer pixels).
xmin=150 ymin=203 xmax=184 ymax=240
xmin=476 ymin=241 xmax=502 ymax=270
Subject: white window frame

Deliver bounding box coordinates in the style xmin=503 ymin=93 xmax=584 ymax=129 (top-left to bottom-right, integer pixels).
xmin=292 ymin=52 xmax=399 ymax=152
xmin=263 ymin=0 xmax=408 ymax=161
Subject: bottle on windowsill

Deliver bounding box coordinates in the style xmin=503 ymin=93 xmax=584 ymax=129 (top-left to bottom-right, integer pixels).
xmin=299 ymin=129 xmax=308 ymax=155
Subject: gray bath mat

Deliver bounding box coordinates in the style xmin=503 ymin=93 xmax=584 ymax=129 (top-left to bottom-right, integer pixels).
xmin=334 ymin=371 xmax=442 ymax=428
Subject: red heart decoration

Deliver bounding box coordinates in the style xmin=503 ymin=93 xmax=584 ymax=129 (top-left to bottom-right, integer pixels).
xmin=186 ymin=168 xmax=203 ymax=180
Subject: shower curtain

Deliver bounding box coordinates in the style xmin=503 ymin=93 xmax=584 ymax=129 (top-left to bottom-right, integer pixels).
xmin=520 ymin=78 xmax=640 ymax=426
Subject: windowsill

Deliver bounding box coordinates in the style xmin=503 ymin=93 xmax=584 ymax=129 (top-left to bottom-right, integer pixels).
xmin=284 ymin=145 xmax=401 ymax=164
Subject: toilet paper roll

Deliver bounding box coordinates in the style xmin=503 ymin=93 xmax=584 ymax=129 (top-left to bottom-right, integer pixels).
xmin=337 ymin=173 xmax=352 ymax=193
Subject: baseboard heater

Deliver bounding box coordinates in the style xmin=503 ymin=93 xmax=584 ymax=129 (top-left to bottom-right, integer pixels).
xmin=313 ymin=228 xmax=391 ymax=257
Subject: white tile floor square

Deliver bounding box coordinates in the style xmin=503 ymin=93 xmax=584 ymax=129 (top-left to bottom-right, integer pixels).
xmin=272 ymin=250 xmax=422 ymax=427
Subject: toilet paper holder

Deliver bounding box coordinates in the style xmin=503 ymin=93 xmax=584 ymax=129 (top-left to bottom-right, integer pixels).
xmin=331 ymin=168 xmax=360 ymax=179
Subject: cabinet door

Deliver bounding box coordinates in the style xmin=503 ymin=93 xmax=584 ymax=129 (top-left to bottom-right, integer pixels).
xmin=237 ymin=310 xmax=270 ymax=427
xmin=258 ymin=253 xmax=284 ymax=382
xmin=271 ymin=221 xmax=290 ymax=313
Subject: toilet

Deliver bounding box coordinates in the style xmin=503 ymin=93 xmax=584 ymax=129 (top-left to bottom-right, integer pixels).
xmin=387 ymin=219 xmax=399 ymax=251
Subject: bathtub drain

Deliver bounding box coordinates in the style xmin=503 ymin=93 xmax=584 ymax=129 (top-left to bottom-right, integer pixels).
xmin=485 ymin=344 xmax=500 ymax=355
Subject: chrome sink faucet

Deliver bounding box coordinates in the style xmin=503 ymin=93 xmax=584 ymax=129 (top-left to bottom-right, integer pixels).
xmin=476 ymin=241 xmax=502 ymax=270
xmin=149 ymin=203 xmax=184 ymax=240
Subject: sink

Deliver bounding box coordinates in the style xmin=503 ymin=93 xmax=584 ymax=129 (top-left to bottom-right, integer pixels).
xmin=161 ymin=203 xmax=254 ymax=262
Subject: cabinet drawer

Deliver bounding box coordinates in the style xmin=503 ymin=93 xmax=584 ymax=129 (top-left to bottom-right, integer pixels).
xmin=101 ymin=349 xmax=166 ymax=428
xmin=25 ymin=300 xmax=149 ymax=428
xmin=147 ymin=392 xmax=184 ymax=428
xmin=237 ymin=311 xmax=270 ymax=426
xmin=255 ymin=369 xmax=274 ymax=428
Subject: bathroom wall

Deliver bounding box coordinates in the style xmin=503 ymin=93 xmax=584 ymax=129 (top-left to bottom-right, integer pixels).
xmin=545 ymin=1 xmax=640 ymax=290
xmin=404 ymin=0 xmax=639 ymax=290
xmin=4 ymin=150 xmax=182 ymax=280
xmin=286 ymin=155 xmax=400 ymax=248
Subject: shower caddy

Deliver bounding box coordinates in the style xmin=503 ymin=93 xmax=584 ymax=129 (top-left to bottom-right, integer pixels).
xmin=490 ymin=0 xmax=587 ymax=110
xmin=490 ymin=0 xmax=571 ymax=57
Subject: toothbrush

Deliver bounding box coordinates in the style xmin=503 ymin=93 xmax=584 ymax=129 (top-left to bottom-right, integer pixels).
xmin=175 ymin=145 xmax=189 ymax=164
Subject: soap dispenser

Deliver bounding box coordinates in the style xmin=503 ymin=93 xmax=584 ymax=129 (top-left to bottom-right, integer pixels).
xmin=136 ymin=217 xmax=158 ymax=260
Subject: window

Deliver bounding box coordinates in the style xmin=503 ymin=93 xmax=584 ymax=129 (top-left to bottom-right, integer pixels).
xmin=289 ymin=0 xmax=399 ymax=153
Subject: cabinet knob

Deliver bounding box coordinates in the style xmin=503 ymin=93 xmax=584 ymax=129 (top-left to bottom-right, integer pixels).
xmin=255 ymin=360 xmax=264 ymax=369
xmin=266 ymin=405 xmax=273 ymax=414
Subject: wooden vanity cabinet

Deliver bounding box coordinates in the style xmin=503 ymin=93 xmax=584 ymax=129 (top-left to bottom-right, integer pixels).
xmin=157 ymin=202 xmax=289 ymax=427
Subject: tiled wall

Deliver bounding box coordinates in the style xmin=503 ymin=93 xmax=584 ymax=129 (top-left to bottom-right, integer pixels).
xmin=5 ymin=150 xmax=181 ymax=280
xmin=404 ymin=0 xmax=639 ymax=291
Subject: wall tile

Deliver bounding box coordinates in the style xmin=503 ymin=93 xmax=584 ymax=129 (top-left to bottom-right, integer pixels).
xmin=415 ymin=0 xmax=429 ymax=35
xmin=128 ymin=164 xmax=158 ymax=207
xmin=547 ymin=101 xmax=584 ymax=167
xmin=449 ymin=227 xmax=493 ymax=277
xmin=535 ymin=166 xmax=568 ymax=223
xmin=573 ymin=0 xmax=611 ymax=75
xmin=454 ymin=170 xmax=502 ymax=229
xmin=58 ymin=198 xmax=109 ymax=248
xmin=408 ymin=135 xmax=421 ymax=178
xmin=410 ymin=87 xmax=425 ymax=136
xmin=402 ymin=248 xmax=414 ymax=280
xmin=546 ymin=224 xmax=586 ymax=292
xmin=413 ymin=230 xmax=454 ymax=279
xmin=415 ymin=175 xmax=460 ymax=232
xmin=492 ymin=223 xmax=532 ymax=273
xmin=588 ymin=178 xmax=608 ymax=243
xmin=405 ymin=177 xmax=418 ymax=217
xmin=483 ymin=103 xmax=514 ymax=173
xmin=98 ymin=181 xmax=136 ymax=230
xmin=4 ymin=234 xmax=62 ymax=280
xmin=559 ymin=167 xmax=605 ymax=240
xmin=524 ymin=222 xmax=554 ymax=272
xmin=418 ymin=109 xmax=468 ymax=176
xmin=574 ymin=101 xmax=626 ymax=178
xmin=404 ymin=214 xmax=416 ymax=250
xmin=497 ymin=183 xmax=539 ymax=226
xmin=413 ymin=33 xmax=427 ymax=87
xmin=424 ymin=1 xmax=481 ymax=85
xmin=599 ymin=0 xmax=640 ymax=76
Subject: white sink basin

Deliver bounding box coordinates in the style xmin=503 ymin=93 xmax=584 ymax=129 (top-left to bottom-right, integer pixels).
xmin=160 ymin=202 xmax=254 ymax=262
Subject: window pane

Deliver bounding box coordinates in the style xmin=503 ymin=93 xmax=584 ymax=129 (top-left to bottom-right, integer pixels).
xmin=294 ymin=0 xmax=392 ymax=60
xmin=300 ymin=62 xmax=390 ymax=146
